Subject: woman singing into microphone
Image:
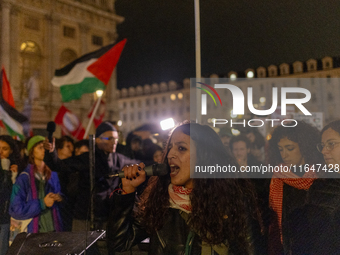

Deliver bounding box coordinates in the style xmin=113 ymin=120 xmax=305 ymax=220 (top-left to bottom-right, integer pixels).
xmin=107 ymin=122 xmax=265 ymax=254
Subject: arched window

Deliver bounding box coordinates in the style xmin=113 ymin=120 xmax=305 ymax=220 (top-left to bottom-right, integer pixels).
xmin=60 ymin=49 xmax=78 ymax=68
xmin=19 ymin=41 xmax=42 ymax=99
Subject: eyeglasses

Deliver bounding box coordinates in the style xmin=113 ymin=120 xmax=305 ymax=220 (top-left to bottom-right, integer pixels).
xmin=100 ymin=137 xmax=119 ymax=142
xmin=316 ymin=141 xmax=340 ymax=152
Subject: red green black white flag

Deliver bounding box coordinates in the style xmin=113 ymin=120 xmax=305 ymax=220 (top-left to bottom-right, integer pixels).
xmin=51 ymin=39 xmax=127 ymax=102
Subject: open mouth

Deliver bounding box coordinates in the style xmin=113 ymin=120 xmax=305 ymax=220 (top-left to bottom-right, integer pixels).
xmin=170 ymin=164 xmax=180 ymax=177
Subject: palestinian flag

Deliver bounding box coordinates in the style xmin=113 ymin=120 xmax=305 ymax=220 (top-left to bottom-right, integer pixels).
xmin=0 ymin=67 xmax=15 ymax=128
xmin=51 ymin=39 xmax=127 ymax=102
xmin=54 ymin=105 xmax=85 ymax=140
xmin=0 ymin=69 xmax=28 ymax=140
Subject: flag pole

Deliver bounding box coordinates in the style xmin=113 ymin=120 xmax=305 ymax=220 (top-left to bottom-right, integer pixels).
xmin=83 ymin=93 xmax=103 ymax=139
xmin=194 ymin=0 xmax=202 ymax=124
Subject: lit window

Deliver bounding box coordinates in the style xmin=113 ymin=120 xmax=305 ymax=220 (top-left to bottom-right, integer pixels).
xmin=259 ymin=97 xmax=266 ymax=103
xmin=170 ymin=94 xmax=176 ymax=101
xmin=178 ymin=93 xmax=183 ymax=99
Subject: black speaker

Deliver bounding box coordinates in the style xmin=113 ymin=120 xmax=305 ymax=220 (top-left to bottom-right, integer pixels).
xmin=6 ymin=230 xmax=105 ymax=255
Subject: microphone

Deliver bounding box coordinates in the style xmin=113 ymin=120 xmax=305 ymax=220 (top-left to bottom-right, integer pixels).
xmin=109 ymin=163 xmax=169 ymax=178
xmin=46 ymin=121 xmax=56 ymax=143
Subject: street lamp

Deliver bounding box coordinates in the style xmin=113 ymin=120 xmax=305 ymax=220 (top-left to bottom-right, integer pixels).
xmin=96 ymin=90 xmax=104 ymax=98
xmin=160 ymin=118 xmax=175 ymax=130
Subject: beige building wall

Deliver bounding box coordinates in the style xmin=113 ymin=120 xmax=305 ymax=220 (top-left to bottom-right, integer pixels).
xmin=0 ymin=0 xmax=123 ymax=137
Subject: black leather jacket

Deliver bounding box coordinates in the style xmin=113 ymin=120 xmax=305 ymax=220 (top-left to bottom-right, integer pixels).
xmin=286 ymin=178 xmax=340 ymax=255
xmin=0 ymin=167 xmax=13 ymax=224
xmin=107 ymin=193 xmax=266 ymax=255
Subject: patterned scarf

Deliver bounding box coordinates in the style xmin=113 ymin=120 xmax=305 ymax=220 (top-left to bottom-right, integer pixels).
xmin=269 ymin=165 xmax=317 ymax=240
xmin=168 ymin=183 xmax=192 ymax=213
xmin=29 ymin=165 xmax=61 ymax=233
xmin=35 ymin=172 xmax=54 ymax=233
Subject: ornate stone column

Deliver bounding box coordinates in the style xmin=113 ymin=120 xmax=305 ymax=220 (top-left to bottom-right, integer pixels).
xmin=49 ymin=14 xmax=61 ymax=117
xmin=1 ymin=0 xmax=12 ymax=73
xmin=10 ymin=5 xmax=20 ymax=100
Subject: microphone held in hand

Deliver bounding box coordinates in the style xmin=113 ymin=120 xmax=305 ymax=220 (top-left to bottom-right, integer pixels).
xmin=46 ymin=121 xmax=56 ymax=143
xmin=109 ymin=163 xmax=169 ymax=178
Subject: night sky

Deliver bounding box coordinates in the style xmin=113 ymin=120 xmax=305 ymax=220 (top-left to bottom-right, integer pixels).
xmin=115 ymin=0 xmax=340 ymax=89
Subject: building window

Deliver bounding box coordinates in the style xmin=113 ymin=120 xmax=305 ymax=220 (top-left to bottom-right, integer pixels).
xmin=146 ymin=111 xmax=150 ymax=119
xmin=325 ymin=62 xmax=330 ymax=68
xmin=24 ymin=16 xmax=40 ymax=31
xmin=312 ymin=93 xmax=317 ymax=103
xmin=179 ymin=108 xmax=183 ymax=116
xmin=130 ymin=113 xmax=134 ymax=121
xmin=260 ymin=84 xmax=264 ymax=92
xmin=138 ymin=112 xmax=142 ymax=120
xmin=162 ymin=96 xmax=166 ymax=103
xmin=92 ymin=35 xmax=103 ymax=46
xmin=154 ymin=110 xmax=158 ymax=117
xmin=63 ymin=26 xmax=76 ymax=38
xmin=123 ymin=102 xmax=126 ymax=108
xmin=138 ymin=100 xmax=141 ymax=107
xmin=131 ymin=101 xmax=134 ymax=107
xmin=146 ymin=99 xmax=150 ymax=106
xmin=154 ymin=98 xmax=158 ymax=105
xmin=123 ymin=114 xmax=127 ymax=121
xmin=327 ymin=75 xmax=331 ymax=83
xmin=328 ymin=92 xmax=333 ymax=101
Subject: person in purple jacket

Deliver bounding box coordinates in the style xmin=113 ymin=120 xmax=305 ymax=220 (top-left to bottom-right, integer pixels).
xmin=9 ymin=135 xmax=62 ymax=233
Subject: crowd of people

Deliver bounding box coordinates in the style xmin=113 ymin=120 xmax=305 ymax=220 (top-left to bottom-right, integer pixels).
xmin=0 ymin=118 xmax=340 ymax=254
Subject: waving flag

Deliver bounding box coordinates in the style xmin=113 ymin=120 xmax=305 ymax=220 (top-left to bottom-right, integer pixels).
xmin=0 ymin=69 xmax=27 ymax=140
xmin=51 ymin=39 xmax=127 ymax=102
xmin=54 ymin=105 xmax=85 ymax=140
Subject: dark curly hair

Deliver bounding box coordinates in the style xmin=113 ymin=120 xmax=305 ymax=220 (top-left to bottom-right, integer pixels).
xmin=0 ymin=135 xmax=24 ymax=172
xmin=138 ymin=121 xmax=262 ymax=253
xmin=268 ymin=121 xmax=324 ymax=167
